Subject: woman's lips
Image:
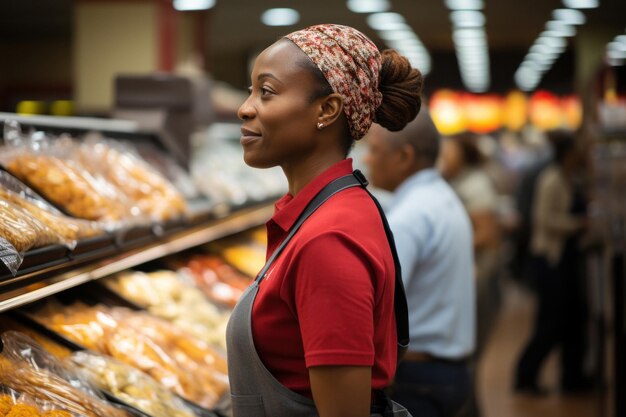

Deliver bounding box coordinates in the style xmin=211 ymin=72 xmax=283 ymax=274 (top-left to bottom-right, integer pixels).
xmin=240 ymin=128 xmax=261 ymax=146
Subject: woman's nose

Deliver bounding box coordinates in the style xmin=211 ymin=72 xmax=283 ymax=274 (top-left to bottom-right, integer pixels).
xmin=238 ymin=96 xmax=254 ymax=120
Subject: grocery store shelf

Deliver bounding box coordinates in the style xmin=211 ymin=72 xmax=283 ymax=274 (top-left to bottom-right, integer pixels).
xmin=0 ymin=112 xmax=139 ymax=133
xmin=0 ymin=203 xmax=273 ymax=313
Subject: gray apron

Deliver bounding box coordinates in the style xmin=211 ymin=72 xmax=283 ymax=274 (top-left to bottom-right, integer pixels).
xmin=225 ymin=172 xmax=412 ymax=417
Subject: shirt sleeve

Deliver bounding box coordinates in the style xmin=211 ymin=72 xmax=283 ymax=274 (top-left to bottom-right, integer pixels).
xmin=289 ymin=232 xmax=380 ymax=368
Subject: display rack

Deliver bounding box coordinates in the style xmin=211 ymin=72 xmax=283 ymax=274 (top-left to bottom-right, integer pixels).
xmin=0 ymin=203 xmax=273 ymax=313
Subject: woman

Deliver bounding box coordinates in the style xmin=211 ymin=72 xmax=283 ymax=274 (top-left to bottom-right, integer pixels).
xmin=226 ymin=24 xmax=423 ymax=417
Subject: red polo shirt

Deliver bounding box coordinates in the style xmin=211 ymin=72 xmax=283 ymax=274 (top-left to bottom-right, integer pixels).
xmin=251 ymin=158 xmax=397 ymax=398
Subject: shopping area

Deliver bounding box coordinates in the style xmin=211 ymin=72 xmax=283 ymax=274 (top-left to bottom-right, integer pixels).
xmin=0 ymin=1 xmax=625 ymax=417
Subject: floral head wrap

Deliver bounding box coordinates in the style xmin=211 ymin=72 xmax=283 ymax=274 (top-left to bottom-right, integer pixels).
xmin=285 ymin=24 xmax=383 ymax=140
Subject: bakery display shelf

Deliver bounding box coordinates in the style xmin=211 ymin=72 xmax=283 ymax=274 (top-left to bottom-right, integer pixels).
xmin=10 ymin=292 xmax=227 ymax=417
xmin=0 ymin=203 xmax=274 ymax=313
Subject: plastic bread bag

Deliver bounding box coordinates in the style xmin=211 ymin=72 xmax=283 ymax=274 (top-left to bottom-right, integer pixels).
xmin=69 ymin=351 xmax=198 ymax=417
xmin=34 ymin=301 xmax=119 ymax=352
xmin=76 ymin=134 xmax=187 ymax=222
xmin=34 ymin=302 xmax=229 ymax=409
xmin=109 ymin=308 xmax=228 ymax=408
xmin=0 ymin=335 xmax=133 ymax=417
xmin=0 ymin=332 xmax=102 ymax=399
xmin=0 ymin=384 xmax=78 ymax=417
xmin=105 ymin=271 xmax=229 ymax=350
xmin=129 ymin=140 xmax=201 ymax=200
xmin=0 ymin=238 xmax=22 ymax=277
xmin=0 ymin=122 xmax=141 ymax=227
xmin=0 ymin=198 xmax=62 ymax=253
xmin=0 ymin=171 xmax=105 ymax=242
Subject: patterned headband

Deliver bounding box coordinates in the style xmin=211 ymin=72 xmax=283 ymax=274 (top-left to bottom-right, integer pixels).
xmin=285 ymin=24 xmax=383 ymax=140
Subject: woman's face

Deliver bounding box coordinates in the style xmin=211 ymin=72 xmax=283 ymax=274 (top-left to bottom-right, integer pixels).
xmin=238 ymin=40 xmax=323 ymax=169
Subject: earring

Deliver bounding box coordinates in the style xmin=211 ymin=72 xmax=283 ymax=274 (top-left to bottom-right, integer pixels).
xmin=317 ymin=122 xmax=324 ymax=130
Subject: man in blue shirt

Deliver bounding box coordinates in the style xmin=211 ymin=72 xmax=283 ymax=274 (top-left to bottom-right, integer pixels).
xmin=364 ymin=109 xmax=476 ymax=417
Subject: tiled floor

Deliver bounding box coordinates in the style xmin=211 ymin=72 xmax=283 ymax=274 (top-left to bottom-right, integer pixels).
xmin=477 ymin=281 xmax=599 ymax=417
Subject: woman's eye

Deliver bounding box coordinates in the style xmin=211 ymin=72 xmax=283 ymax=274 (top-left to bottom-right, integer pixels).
xmin=261 ymin=87 xmax=272 ymax=96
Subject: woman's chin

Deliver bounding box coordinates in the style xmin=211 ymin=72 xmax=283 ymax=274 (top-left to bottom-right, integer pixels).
xmin=243 ymin=153 xmax=274 ymax=169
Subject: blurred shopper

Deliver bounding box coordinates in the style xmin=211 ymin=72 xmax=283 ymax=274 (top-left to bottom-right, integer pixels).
xmin=364 ymin=110 xmax=475 ymax=417
xmin=514 ymin=130 xmax=589 ymax=395
xmin=438 ymin=133 xmax=503 ymax=358
xmin=229 ymin=24 xmax=423 ymax=417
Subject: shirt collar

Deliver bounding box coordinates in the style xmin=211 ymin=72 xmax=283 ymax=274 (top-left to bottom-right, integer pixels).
xmin=389 ymin=168 xmax=440 ymax=208
xmin=270 ymin=158 xmax=354 ymax=232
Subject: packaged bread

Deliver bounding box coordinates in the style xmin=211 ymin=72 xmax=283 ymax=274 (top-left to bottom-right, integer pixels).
xmin=105 ymin=271 xmax=229 ymax=350
xmin=0 ymin=388 xmax=74 ymax=417
xmin=0 ymin=199 xmax=60 ymax=253
xmin=77 ymin=137 xmax=187 ymax=222
xmin=69 ymin=351 xmax=198 ymax=417
xmin=0 ymin=170 xmax=103 ymax=242
xmin=0 ymin=333 xmax=133 ymax=417
xmin=34 ymin=303 xmax=229 ymax=409
xmin=3 ymin=153 xmax=133 ymax=222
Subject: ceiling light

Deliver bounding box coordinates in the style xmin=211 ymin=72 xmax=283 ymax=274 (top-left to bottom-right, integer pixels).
xmin=261 ymin=8 xmax=300 ymax=26
xmin=445 ymin=0 xmax=483 ymax=9
xmin=615 ymin=35 xmax=626 ymax=45
xmin=607 ymin=49 xmax=626 ymax=59
xmin=347 ymin=0 xmax=390 ymax=13
xmin=608 ymin=41 xmax=626 ymax=52
xmin=378 ymin=29 xmax=417 ymax=42
xmin=450 ymin=10 xmax=486 ymax=27
xmin=537 ymin=35 xmax=567 ymax=49
xmin=546 ymin=21 xmax=576 ymax=37
xmin=173 ymin=0 xmax=215 ymax=11
xmin=552 ymin=9 xmax=586 ymax=25
xmin=367 ymin=12 xmax=406 ymax=30
xmin=562 ymin=0 xmax=599 ymax=9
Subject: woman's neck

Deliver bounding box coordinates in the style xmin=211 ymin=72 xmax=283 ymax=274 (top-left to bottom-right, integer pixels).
xmin=282 ymin=151 xmax=345 ymax=196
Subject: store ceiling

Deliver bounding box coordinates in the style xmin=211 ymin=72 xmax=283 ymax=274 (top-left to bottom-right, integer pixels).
xmin=1 ymin=0 xmax=625 ymax=92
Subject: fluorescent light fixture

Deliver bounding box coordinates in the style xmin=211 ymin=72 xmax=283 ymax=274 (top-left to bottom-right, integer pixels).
xmin=552 ymin=9 xmax=586 ymax=25
xmin=378 ymin=29 xmax=417 ymax=41
xmin=367 ymin=12 xmax=406 ymax=30
xmin=347 ymin=0 xmax=390 ymax=13
xmin=546 ymin=21 xmax=576 ymax=37
xmin=537 ymin=35 xmax=567 ymax=49
xmin=450 ymin=10 xmax=485 ymax=27
xmin=562 ymin=0 xmax=599 ymax=9
xmin=261 ymin=8 xmax=300 ymax=26
xmin=173 ymin=0 xmax=215 ymax=11
xmin=607 ymin=49 xmax=626 ymax=59
xmin=616 ymin=35 xmax=626 ymax=45
xmin=445 ymin=0 xmax=483 ymax=9
xmin=608 ymin=41 xmax=626 ymax=52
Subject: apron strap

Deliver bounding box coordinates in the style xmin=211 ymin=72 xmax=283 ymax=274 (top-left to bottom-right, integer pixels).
xmin=255 ymin=169 xmax=410 ymax=360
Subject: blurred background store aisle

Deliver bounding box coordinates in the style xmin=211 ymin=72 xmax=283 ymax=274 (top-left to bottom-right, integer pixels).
xmin=478 ymin=279 xmax=598 ymax=417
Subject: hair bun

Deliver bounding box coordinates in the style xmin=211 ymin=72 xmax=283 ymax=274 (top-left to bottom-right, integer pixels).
xmin=375 ymin=49 xmax=424 ymax=131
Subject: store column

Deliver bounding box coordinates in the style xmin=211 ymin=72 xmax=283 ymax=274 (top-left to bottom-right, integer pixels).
xmin=73 ymin=0 xmax=178 ymax=115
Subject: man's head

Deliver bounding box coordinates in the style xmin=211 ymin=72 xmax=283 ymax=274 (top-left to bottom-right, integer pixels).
xmin=364 ymin=108 xmax=440 ymax=192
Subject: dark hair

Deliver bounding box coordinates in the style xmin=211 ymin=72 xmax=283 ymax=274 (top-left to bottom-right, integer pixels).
xmin=375 ymin=49 xmax=424 ymax=132
xmin=449 ymin=133 xmax=484 ymax=167
xmin=547 ymin=130 xmax=576 ymax=165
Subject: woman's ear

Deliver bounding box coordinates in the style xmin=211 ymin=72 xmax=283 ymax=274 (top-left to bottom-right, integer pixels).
xmin=317 ymin=93 xmax=344 ymax=127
